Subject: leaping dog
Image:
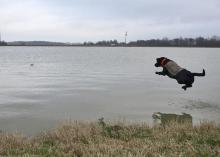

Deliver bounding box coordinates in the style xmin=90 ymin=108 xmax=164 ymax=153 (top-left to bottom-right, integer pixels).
xmin=155 ymin=57 xmax=205 ymax=90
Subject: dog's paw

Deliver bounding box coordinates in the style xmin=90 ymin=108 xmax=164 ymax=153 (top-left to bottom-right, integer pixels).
xmin=155 ymin=72 xmax=163 ymax=75
xmin=182 ymin=86 xmax=187 ymax=90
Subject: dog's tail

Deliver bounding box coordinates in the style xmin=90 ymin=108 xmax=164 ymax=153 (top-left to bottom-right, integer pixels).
xmin=192 ymin=69 xmax=205 ymax=77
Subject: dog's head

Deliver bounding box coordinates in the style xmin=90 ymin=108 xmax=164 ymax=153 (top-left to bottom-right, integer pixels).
xmin=155 ymin=57 xmax=168 ymax=67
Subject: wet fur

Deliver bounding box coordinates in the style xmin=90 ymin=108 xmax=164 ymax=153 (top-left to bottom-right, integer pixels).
xmin=155 ymin=57 xmax=205 ymax=90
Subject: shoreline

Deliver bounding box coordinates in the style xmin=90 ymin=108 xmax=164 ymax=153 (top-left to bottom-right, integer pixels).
xmin=1 ymin=45 xmax=220 ymax=48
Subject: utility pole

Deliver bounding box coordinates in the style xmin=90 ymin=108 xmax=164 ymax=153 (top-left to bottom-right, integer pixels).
xmin=124 ymin=31 xmax=128 ymax=45
xmin=0 ymin=32 xmax=1 ymax=42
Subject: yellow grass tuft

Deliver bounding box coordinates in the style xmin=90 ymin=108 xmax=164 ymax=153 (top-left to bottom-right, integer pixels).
xmin=0 ymin=119 xmax=220 ymax=157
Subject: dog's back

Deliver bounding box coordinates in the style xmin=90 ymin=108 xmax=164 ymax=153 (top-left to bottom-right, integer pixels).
xmin=164 ymin=61 xmax=184 ymax=76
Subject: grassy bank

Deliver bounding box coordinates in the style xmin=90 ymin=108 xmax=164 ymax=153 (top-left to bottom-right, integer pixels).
xmin=0 ymin=119 xmax=220 ymax=157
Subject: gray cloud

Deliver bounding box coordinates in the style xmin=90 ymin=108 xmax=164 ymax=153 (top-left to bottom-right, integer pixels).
xmin=0 ymin=0 xmax=220 ymax=42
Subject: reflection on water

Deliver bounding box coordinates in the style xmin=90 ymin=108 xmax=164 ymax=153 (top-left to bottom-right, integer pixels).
xmin=0 ymin=47 xmax=220 ymax=135
xmin=152 ymin=112 xmax=192 ymax=125
xmin=184 ymin=99 xmax=220 ymax=111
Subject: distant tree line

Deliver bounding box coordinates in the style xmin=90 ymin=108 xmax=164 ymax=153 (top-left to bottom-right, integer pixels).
xmin=2 ymin=36 xmax=220 ymax=47
xmin=83 ymin=40 xmax=123 ymax=46
xmin=0 ymin=41 xmax=7 ymax=46
xmin=128 ymin=37 xmax=220 ymax=47
xmin=83 ymin=36 xmax=220 ymax=47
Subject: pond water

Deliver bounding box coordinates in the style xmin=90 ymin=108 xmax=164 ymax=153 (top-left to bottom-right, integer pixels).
xmin=0 ymin=46 xmax=219 ymax=135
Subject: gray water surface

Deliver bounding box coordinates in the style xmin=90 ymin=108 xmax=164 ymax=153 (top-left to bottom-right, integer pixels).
xmin=0 ymin=47 xmax=219 ymax=135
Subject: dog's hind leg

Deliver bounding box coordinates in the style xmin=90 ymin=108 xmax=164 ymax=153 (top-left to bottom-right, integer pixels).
xmin=182 ymin=84 xmax=192 ymax=90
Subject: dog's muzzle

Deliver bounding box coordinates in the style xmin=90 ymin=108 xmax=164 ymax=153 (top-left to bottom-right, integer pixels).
xmin=155 ymin=63 xmax=160 ymax=67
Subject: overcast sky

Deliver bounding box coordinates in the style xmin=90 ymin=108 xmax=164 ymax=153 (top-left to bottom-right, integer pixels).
xmin=0 ymin=0 xmax=220 ymax=42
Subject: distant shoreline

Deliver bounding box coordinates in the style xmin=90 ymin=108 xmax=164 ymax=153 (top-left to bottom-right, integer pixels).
xmin=1 ymin=36 xmax=220 ymax=47
xmin=1 ymin=45 xmax=220 ymax=48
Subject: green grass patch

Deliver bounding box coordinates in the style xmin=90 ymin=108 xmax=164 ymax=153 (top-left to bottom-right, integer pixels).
xmin=1 ymin=119 xmax=220 ymax=157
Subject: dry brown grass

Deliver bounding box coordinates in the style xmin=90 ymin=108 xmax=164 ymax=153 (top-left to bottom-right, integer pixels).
xmin=0 ymin=119 xmax=220 ymax=157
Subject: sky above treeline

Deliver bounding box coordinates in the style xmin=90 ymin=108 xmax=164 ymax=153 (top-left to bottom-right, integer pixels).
xmin=0 ymin=0 xmax=220 ymax=42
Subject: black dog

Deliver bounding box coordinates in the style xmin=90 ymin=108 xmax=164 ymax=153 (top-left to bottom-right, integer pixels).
xmin=155 ymin=57 xmax=205 ymax=90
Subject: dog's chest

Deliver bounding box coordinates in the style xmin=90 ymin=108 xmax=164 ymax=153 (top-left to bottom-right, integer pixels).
xmin=164 ymin=61 xmax=184 ymax=76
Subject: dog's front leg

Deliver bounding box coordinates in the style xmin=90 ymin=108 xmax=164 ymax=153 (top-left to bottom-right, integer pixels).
xmin=155 ymin=71 xmax=166 ymax=76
